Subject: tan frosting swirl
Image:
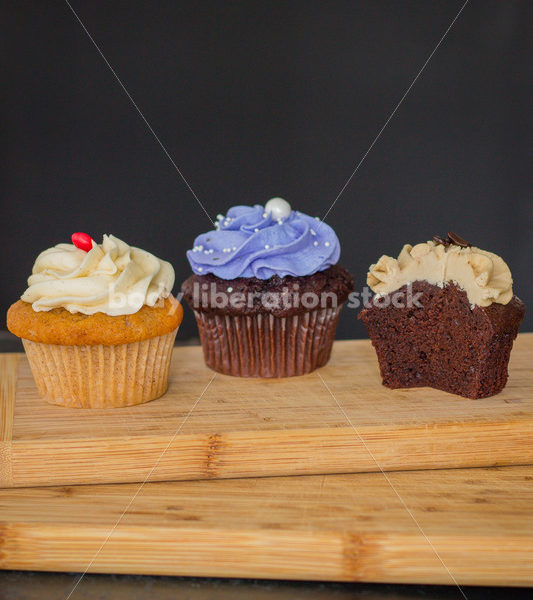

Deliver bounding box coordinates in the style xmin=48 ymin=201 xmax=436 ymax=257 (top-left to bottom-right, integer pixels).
xmin=22 ymin=234 xmax=175 ymax=316
xmin=367 ymin=241 xmax=513 ymax=307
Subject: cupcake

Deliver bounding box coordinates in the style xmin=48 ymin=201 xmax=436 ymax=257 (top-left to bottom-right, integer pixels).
xmin=181 ymin=198 xmax=354 ymax=377
xmin=358 ymin=232 xmax=525 ymax=399
xmin=7 ymin=233 xmax=183 ymax=408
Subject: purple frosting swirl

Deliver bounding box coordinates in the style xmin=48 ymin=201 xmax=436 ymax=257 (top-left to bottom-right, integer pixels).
xmin=186 ymin=204 xmax=341 ymax=280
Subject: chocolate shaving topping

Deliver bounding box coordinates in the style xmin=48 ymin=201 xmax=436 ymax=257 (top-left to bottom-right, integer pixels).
xmin=432 ymin=232 xmax=472 ymax=248
xmin=432 ymin=235 xmax=450 ymax=247
xmin=447 ymin=231 xmax=472 ymax=248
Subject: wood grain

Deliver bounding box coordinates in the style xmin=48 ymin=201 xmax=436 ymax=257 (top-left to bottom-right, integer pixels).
xmin=0 ymin=354 xmax=18 ymax=442
xmin=0 ymin=354 xmax=18 ymax=487
xmin=1 ymin=334 xmax=532 ymax=488
xmin=0 ymin=465 xmax=532 ymax=584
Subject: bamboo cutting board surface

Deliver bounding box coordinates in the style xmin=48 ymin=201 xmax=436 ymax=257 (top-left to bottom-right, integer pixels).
xmin=1 ymin=333 xmax=532 ymax=488
xmin=0 ymin=465 xmax=532 ymax=584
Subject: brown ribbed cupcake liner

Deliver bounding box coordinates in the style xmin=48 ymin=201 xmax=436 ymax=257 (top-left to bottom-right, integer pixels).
xmin=22 ymin=329 xmax=178 ymax=408
xmin=193 ymin=307 xmax=343 ymax=377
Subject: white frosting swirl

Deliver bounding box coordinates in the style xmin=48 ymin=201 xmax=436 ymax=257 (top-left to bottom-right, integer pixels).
xmin=22 ymin=234 xmax=175 ymax=315
xmin=368 ymin=241 xmax=513 ymax=307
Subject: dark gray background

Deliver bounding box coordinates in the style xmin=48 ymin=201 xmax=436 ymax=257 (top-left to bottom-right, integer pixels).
xmin=1 ymin=0 xmax=531 ymax=341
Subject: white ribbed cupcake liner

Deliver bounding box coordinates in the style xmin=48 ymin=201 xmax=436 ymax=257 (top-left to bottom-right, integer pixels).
xmin=194 ymin=307 xmax=342 ymax=377
xmin=22 ymin=329 xmax=178 ymax=408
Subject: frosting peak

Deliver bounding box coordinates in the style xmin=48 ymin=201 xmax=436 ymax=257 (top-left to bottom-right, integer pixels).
xmin=368 ymin=241 xmax=513 ymax=307
xmin=22 ymin=234 xmax=175 ymax=315
xmin=186 ymin=203 xmax=341 ymax=279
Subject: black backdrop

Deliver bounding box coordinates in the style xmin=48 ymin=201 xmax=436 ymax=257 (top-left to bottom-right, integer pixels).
xmin=2 ymin=0 xmax=531 ymax=341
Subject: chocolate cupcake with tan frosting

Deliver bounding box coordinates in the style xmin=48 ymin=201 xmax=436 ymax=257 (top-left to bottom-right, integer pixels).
xmin=358 ymin=233 xmax=525 ymax=399
xmin=182 ymin=198 xmax=354 ymax=377
xmin=7 ymin=233 xmax=183 ymax=408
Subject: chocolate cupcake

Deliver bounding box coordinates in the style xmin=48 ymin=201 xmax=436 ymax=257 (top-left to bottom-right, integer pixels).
xmin=182 ymin=198 xmax=353 ymax=377
xmin=358 ymin=233 xmax=525 ymax=399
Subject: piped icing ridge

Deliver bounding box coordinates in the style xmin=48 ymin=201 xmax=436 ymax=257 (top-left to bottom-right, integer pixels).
xmin=186 ymin=200 xmax=341 ymax=279
xmin=22 ymin=234 xmax=175 ymax=315
xmin=367 ymin=240 xmax=513 ymax=307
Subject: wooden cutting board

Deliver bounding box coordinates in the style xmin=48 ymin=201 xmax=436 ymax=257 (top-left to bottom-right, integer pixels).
xmin=1 ymin=333 xmax=532 ymax=488
xmin=0 ymin=465 xmax=532 ymax=584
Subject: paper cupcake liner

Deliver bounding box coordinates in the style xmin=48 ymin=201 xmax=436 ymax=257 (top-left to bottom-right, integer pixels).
xmin=193 ymin=306 xmax=343 ymax=377
xmin=22 ymin=329 xmax=178 ymax=408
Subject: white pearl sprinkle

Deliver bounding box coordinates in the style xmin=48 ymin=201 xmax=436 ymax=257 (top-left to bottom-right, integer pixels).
xmin=254 ymin=228 xmax=259 ymax=232
xmin=217 ymin=214 xmax=224 ymax=220
xmin=325 ymin=241 xmax=330 ymax=247
xmin=265 ymin=244 xmax=270 ymax=249
xmin=204 ymin=250 xmax=209 ymax=254
xmin=310 ymin=229 xmax=316 ymax=236
xmin=227 ymin=287 xmax=233 ymax=293
xmin=198 ymin=245 xmax=203 ymax=250
xmin=263 ymin=212 xmax=267 ymax=218
xmin=232 ymin=246 xmax=237 ymax=251
xmin=315 ymin=217 xmax=320 ymax=221
xmin=265 ymin=197 xmax=291 ymax=220
xmin=313 ymin=241 xmax=318 ymax=247
xmin=198 ymin=267 xmax=203 ymax=272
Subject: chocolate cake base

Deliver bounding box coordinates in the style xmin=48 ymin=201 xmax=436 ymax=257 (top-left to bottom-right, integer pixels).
xmin=181 ymin=265 xmax=353 ymax=318
xmin=194 ymin=306 xmax=342 ymax=377
xmin=181 ymin=265 xmax=354 ymax=377
xmin=358 ymin=281 xmax=525 ymax=399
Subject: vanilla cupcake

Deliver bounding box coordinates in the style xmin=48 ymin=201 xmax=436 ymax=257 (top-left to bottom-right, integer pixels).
xmin=7 ymin=233 xmax=183 ymax=408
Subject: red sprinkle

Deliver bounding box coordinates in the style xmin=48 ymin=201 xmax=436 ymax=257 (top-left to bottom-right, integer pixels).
xmin=72 ymin=232 xmax=93 ymax=252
